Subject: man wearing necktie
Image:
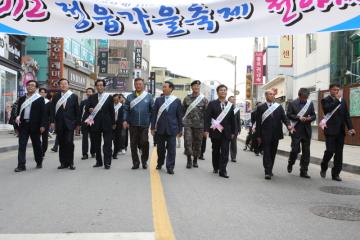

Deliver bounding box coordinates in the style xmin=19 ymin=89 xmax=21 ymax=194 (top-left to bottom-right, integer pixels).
xmin=256 ymin=89 xmax=292 ymax=180
xmin=204 ymin=84 xmax=236 ymax=179
xmin=51 ymin=78 xmax=80 ymax=170
xmin=86 ymin=79 xmax=115 ymax=170
xmin=286 ymin=88 xmax=316 ymax=179
xmin=151 ymin=81 xmax=183 ymax=175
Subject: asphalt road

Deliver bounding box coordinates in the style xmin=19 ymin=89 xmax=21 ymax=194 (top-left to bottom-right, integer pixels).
xmin=0 ymin=139 xmax=359 ymax=240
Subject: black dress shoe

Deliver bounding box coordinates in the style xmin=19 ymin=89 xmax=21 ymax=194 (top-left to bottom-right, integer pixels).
xmin=332 ymin=176 xmax=342 ymax=181
xmin=36 ymin=163 xmax=42 ymax=169
xmin=213 ymin=169 xmax=219 ymax=174
xmin=156 ymin=165 xmax=162 ymax=170
xmin=131 ymin=165 xmax=139 ymax=170
xmin=287 ymin=164 xmax=293 ymax=173
xmin=81 ymin=155 xmax=88 ymax=160
xmin=265 ymin=174 xmax=272 ymax=180
xmin=255 ymin=152 xmax=260 ymax=156
xmin=104 ymin=165 xmax=110 ymax=170
xmin=300 ymin=172 xmax=311 ymax=179
xmin=219 ymin=172 xmax=229 ymax=178
xmin=69 ymin=165 xmax=76 ymax=170
xmin=199 ymin=155 xmax=205 ymax=160
xmin=231 ymin=159 xmax=237 ymax=162
xmin=57 ymin=165 xmax=67 ymax=169
xmin=14 ymin=167 xmax=26 ymax=172
xmin=243 ymin=146 xmax=247 ymax=151
xmin=51 ymin=148 xmax=57 ymax=152
xmin=142 ymin=163 xmax=148 ymax=169
xmin=93 ymin=164 xmax=103 ymax=168
xmin=320 ymin=171 xmax=326 ymax=178
xmin=112 ymin=155 xmax=118 ymax=159
xmin=167 ymin=169 xmax=174 ymax=175
xmin=91 ymin=154 xmax=96 ymax=158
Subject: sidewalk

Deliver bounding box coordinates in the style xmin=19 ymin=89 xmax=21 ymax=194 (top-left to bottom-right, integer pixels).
xmin=0 ymin=131 xmax=56 ymax=153
xmin=238 ymin=130 xmax=360 ymax=175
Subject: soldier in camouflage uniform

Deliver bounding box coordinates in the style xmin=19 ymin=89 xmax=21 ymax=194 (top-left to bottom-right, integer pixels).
xmin=182 ymin=80 xmax=208 ymax=168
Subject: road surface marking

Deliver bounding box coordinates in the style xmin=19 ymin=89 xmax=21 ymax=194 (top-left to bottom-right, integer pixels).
xmin=150 ymin=149 xmax=176 ymax=240
xmin=0 ymin=232 xmax=155 ymax=240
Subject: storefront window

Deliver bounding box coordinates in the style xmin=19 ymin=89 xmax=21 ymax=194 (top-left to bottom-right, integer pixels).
xmin=0 ymin=66 xmax=17 ymax=125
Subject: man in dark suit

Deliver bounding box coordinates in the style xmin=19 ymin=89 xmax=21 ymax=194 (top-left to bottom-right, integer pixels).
xmin=39 ymin=88 xmax=52 ymax=157
xmin=51 ymin=78 xmax=80 ymax=170
xmin=80 ymin=87 xmax=95 ymax=160
xmin=204 ymin=84 xmax=236 ymax=178
xmin=112 ymin=94 xmax=123 ymax=159
xmin=151 ymin=81 xmax=183 ymax=175
xmin=15 ymin=80 xmax=47 ymax=172
xmin=256 ymin=89 xmax=292 ymax=180
xmin=228 ymin=96 xmax=241 ymax=162
xmin=287 ymin=88 xmax=316 ymax=178
xmin=320 ymin=84 xmax=356 ymax=181
xmin=86 ymin=79 xmax=115 ymax=169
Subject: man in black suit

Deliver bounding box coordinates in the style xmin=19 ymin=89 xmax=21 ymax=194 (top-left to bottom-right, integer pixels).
xmin=86 ymin=79 xmax=115 ymax=169
xmin=286 ymin=88 xmax=316 ymax=178
xmin=204 ymin=84 xmax=236 ymax=178
xmin=151 ymin=81 xmax=183 ymax=175
xmin=39 ymin=88 xmax=52 ymax=157
xmin=112 ymin=94 xmax=123 ymax=159
xmin=51 ymin=78 xmax=80 ymax=170
xmin=320 ymin=84 xmax=356 ymax=181
xmin=256 ymin=89 xmax=292 ymax=180
xmin=15 ymin=80 xmax=47 ymax=172
xmin=228 ymin=96 xmax=241 ymax=162
xmin=80 ymin=87 xmax=95 ymax=160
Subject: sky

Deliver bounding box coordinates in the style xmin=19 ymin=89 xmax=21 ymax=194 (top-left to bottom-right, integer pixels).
xmin=149 ymin=38 xmax=254 ymax=100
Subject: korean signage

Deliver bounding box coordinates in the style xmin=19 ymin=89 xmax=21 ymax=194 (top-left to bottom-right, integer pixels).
xmin=98 ymin=39 xmax=108 ymax=75
xmin=280 ymin=35 xmax=293 ymax=67
xmin=68 ymin=69 xmax=87 ymax=89
xmin=119 ymin=60 xmax=129 ymax=77
xmin=253 ymin=51 xmax=264 ymax=86
xmin=104 ymin=77 xmax=127 ymax=91
xmin=149 ymin=71 xmax=156 ymax=95
xmin=246 ymin=73 xmax=252 ymax=99
xmin=48 ymin=37 xmax=64 ymax=89
xmin=0 ymin=1 xmax=359 ymax=39
xmin=134 ymin=48 xmax=142 ymax=69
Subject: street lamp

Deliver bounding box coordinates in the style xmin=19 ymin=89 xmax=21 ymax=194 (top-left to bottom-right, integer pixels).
xmin=207 ymin=54 xmax=237 ymax=98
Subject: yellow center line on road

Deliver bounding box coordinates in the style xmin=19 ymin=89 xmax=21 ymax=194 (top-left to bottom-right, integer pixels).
xmin=150 ymin=148 xmax=176 ymax=240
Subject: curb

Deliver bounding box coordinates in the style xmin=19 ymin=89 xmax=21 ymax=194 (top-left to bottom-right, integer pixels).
xmin=239 ymin=138 xmax=360 ymax=175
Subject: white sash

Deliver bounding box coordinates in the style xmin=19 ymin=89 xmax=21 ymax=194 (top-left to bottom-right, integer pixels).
xmin=290 ymin=100 xmax=311 ymax=128
xmin=130 ymin=91 xmax=148 ymax=109
xmin=261 ymin=102 xmax=280 ymax=124
xmin=55 ymin=90 xmax=73 ymax=115
xmin=16 ymin=93 xmax=41 ymax=125
xmin=156 ymin=96 xmax=177 ymax=127
xmin=114 ymin=103 xmax=122 ymax=121
xmin=319 ymin=99 xmax=342 ymax=130
xmin=210 ymin=102 xmax=232 ymax=132
xmin=183 ymin=94 xmax=205 ymax=120
xmin=44 ymin=98 xmax=50 ymax=104
xmin=85 ymin=93 xmax=110 ymax=126
xmin=234 ymin=106 xmax=240 ymax=115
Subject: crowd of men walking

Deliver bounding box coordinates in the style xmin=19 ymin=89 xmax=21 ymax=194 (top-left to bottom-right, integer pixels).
xmin=14 ymin=78 xmax=356 ymax=181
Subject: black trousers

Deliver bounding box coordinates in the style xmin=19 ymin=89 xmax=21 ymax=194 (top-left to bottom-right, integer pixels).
xmin=251 ymin=132 xmax=261 ymax=154
xmin=200 ymin=136 xmax=206 ymax=156
xmin=121 ymin=128 xmax=129 ymax=150
xmin=129 ymin=126 xmax=149 ymax=166
xmin=93 ymin=130 xmax=112 ymax=166
xmin=17 ymin=122 xmax=42 ymax=168
xmin=211 ymin=137 xmax=230 ymax=174
xmin=288 ymin=135 xmax=311 ymax=172
xmin=230 ymin=137 xmax=237 ymax=160
xmin=57 ymin=127 xmax=75 ymax=167
xmin=262 ymin=138 xmax=279 ymax=175
xmin=113 ymin=125 xmax=121 ymax=156
xmin=321 ymin=134 xmax=345 ymax=176
xmin=82 ymin=125 xmax=95 ymax=156
xmin=41 ymin=129 xmax=49 ymax=156
xmin=52 ymin=135 xmax=59 ymax=151
xmin=157 ymin=134 xmax=176 ymax=170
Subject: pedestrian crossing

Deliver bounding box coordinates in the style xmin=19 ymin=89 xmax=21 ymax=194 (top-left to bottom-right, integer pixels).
xmin=0 ymin=232 xmax=155 ymax=240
